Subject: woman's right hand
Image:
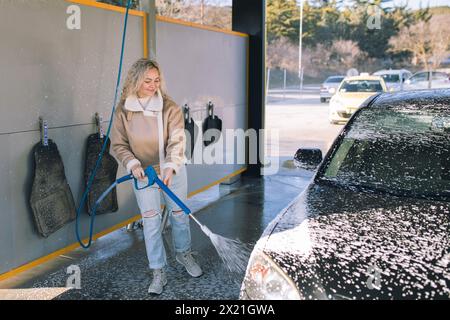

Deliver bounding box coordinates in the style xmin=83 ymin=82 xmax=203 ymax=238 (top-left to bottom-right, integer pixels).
xmin=131 ymin=164 xmax=146 ymax=181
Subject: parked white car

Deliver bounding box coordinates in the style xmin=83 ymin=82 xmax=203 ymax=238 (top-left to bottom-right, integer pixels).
xmin=403 ymin=71 xmax=450 ymax=90
xmin=373 ymin=69 xmax=412 ymax=91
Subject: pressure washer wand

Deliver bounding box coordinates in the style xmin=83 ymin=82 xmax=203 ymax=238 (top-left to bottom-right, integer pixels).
xmin=150 ymin=173 xmax=211 ymax=235
xmin=140 ymin=167 xmax=215 ymax=237
xmin=153 ymin=178 xmax=191 ymax=215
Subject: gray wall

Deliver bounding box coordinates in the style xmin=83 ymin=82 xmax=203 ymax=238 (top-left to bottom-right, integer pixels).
xmin=0 ymin=1 xmax=247 ymax=275
xmin=156 ymin=19 xmax=248 ymax=188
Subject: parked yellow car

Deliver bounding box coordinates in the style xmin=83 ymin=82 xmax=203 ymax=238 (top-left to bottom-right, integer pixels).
xmin=329 ymin=75 xmax=387 ymax=124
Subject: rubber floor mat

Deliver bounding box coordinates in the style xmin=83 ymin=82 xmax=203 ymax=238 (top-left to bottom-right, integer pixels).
xmin=30 ymin=140 xmax=76 ymax=238
xmin=84 ymin=134 xmax=118 ymax=215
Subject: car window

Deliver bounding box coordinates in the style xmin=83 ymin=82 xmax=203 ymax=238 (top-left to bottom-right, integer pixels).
xmin=379 ymin=74 xmax=400 ymax=83
xmin=339 ymin=80 xmax=383 ymax=93
xmin=432 ymin=72 xmax=449 ymax=81
xmin=325 ymin=77 xmax=344 ymax=83
xmin=319 ymin=107 xmax=450 ymax=201
xmin=410 ymin=72 xmax=428 ymax=83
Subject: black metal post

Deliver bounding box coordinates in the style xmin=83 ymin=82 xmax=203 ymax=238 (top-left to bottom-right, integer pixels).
xmin=232 ymin=0 xmax=266 ymax=177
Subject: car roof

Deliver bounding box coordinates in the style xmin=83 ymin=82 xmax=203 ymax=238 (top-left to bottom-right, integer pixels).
xmin=367 ymin=89 xmax=450 ymax=109
xmin=413 ymin=70 xmax=449 ymax=75
xmin=374 ymin=69 xmax=411 ymax=75
xmin=324 ymin=76 xmax=345 ymax=81
xmin=344 ymin=75 xmax=384 ymax=81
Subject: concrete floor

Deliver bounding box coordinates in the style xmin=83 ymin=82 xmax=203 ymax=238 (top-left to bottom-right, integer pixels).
xmin=0 ymin=161 xmax=313 ymax=300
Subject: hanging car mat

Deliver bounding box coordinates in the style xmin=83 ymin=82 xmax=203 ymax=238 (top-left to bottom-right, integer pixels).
xmin=202 ymin=102 xmax=222 ymax=147
xmin=84 ymin=114 xmax=119 ymax=215
xmin=30 ymin=119 xmax=76 ymax=238
xmin=183 ymin=105 xmax=199 ymax=159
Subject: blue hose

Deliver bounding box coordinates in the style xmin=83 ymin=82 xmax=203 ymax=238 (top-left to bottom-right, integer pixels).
xmin=75 ymin=0 xmax=132 ymax=249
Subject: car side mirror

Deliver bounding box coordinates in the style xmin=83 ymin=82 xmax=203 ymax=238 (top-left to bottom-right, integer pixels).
xmin=294 ymin=148 xmax=323 ymax=170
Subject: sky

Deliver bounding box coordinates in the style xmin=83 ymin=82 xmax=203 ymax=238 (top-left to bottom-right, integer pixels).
xmin=392 ymin=0 xmax=450 ymax=9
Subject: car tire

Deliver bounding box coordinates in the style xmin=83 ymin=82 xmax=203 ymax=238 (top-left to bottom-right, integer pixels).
xmin=320 ymin=98 xmax=326 ymax=103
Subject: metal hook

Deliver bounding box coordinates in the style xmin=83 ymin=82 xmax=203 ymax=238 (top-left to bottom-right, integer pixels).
xmin=207 ymin=101 xmax=214 ymax=118
xmin=39 ymin=117 xmax=49 ymax=147
xmin=183 ymin=104 xmax=192 ymax=124
xmin=95 ymin=113 xmax=104 ymax=139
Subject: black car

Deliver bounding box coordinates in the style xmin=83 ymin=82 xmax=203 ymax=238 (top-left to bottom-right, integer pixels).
xmin=241 ymin=89 xmax=450 ymax=300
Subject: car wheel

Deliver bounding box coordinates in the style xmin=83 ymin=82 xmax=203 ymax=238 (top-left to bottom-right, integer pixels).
xmin=320 ymin=98 xmax=326 ymax=103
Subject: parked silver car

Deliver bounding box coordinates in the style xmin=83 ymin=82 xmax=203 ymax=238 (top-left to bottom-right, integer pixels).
xmin=373 ymin=69 xmax=412 ymax=91
xmin=403 ymin=71 xmax=450 ymax=90
xmin=320 ymin=76 xmax=345 ymax=103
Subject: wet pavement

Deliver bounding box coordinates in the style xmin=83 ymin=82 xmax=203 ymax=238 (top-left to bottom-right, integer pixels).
xmin=0 ymin=161 xmax=313 ymax=300
xmin=266 ymin=89 xmax=343 ymax=157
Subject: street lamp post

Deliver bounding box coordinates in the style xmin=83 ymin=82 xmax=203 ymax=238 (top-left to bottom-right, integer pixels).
xmin=299 ymin=0 xmax=304 ymax=94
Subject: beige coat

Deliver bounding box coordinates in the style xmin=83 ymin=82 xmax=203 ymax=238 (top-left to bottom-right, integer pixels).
xmin=110 ymin=91 xmax=186 ymax=176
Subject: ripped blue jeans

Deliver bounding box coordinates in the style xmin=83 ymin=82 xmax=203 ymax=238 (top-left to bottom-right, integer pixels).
xmin=133 ymin=165 xmax=191 ymax=269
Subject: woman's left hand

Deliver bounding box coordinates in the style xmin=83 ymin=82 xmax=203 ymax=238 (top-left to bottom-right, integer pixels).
xmin=163 ymin=168 xmax=175 ymax=187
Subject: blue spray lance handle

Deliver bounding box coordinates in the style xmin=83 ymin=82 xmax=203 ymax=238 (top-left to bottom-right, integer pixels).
xmin=111 ymin=166 xmax=191 ymax=215
xmin=143 ymin=166 xmax=191 ymax=215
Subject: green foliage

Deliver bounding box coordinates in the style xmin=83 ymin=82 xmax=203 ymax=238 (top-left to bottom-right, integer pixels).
xmin=266 ymin=0 xmax=300 ymax=43
xmin=266 ymin=0 xmax=437 ymax=59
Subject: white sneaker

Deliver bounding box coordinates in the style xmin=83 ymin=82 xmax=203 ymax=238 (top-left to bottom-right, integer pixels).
xmin=148 ymin=269 xmax=167 ymax=295
xmin=176 ymin=251 xmax=203 ymax=278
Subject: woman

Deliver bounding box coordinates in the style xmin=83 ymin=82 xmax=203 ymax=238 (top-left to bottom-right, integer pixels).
xmin=111 ymin=58 xmax=202 ymax=295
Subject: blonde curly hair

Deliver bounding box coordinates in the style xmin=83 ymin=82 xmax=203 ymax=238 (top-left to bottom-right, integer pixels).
xmin=117 ymin=58 xmax=167 ymax=110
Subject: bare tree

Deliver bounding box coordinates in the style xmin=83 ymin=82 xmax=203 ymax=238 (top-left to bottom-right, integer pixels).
xmin=155 ymin=0 xmax=188 ymax=18
xmin=428 ymin=14 xmax=450 ymax=71
xmin=390 ymin=19 xmax=450 ymax=88
xmin=267 ymin=37 xmax=299 ymax=72
xmin=154 ymin=0 xmax=231 ymax=29
xmin=331 ymin=40 xmax=366 ymax=73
